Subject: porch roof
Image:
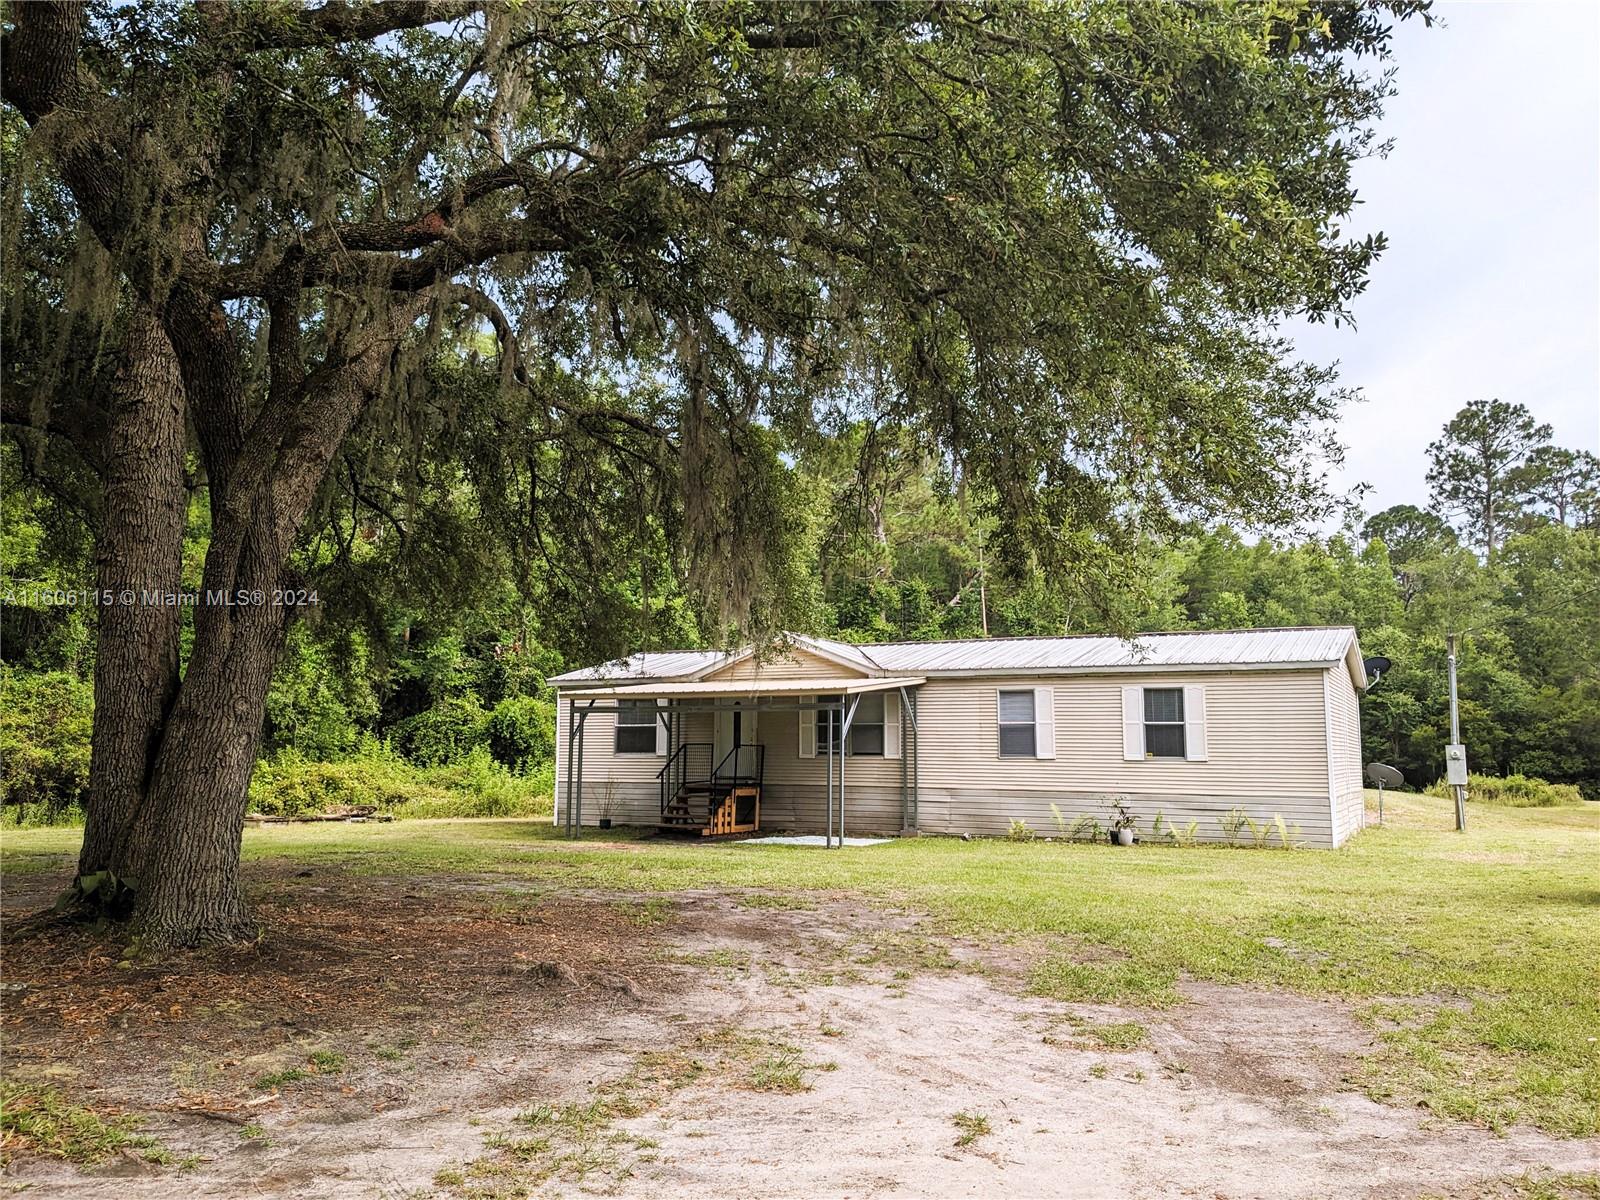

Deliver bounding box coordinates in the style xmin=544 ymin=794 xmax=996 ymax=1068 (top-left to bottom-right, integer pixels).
xmin=563 ymin=676 xmax=925 ymax=700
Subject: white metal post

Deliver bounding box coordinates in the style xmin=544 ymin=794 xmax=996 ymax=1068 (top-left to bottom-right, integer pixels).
xmin=1447 ymin=633 xmax=1466 ymax=833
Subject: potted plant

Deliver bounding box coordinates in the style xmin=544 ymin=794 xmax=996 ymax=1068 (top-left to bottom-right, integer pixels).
xmin=1108 ymin=799 xmax=1136 ymax=847
xmin=598 ymin=779 xmax=617 ymax=830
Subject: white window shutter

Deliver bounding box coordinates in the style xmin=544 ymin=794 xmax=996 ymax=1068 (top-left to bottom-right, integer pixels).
xmin=655 ymin=701 xmax=669 ymax=756
xmin=1033 ymin=686 xmax=1055 ymax=759
xmin=1184 ymin=685 xmax=1208 ymax=762
xmin=883 ymin=691 xmax=902 ymax=759
xmin=1122 ymin=686 xmax=1144 ymax=760
xmin=799 ymin=697 xmax=816 ymax=758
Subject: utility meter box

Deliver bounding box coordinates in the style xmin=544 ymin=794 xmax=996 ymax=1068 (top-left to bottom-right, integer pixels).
xmin=1444 ymin=743 xmax=1469 ymax=786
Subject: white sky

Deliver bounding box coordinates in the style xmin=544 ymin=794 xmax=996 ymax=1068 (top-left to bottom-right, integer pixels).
xmin=1290 ymin=0 xmax=1600 ymax=522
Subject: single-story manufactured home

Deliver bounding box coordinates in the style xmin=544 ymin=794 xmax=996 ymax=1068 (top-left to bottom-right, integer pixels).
xmin=550 ymin=626 xmax=1368 ymax=848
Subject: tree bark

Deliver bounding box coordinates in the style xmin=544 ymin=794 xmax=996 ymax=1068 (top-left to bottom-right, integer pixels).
xmin=76 ymin=305 xmax=187 ymax=890
xmin=124 ymin=299 xmax=418 ymax=948
xmin=132 ymin=584 xmax=286 ymax=947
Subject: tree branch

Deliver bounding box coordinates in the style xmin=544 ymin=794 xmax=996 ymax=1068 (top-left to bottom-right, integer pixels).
xmin=438 ymin=283 xmax=675 ymax=448
xmin=221 ymin=1 xmax=484 ymax=54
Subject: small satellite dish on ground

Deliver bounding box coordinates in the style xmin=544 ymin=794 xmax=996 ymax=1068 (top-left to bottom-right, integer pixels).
xmin=1363 ymin=656 xmax=1393 ymax=685
xmin=1366 ymin=762 xmax=1404 ymax=824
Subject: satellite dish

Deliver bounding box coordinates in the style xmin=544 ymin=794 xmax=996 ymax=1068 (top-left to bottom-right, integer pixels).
xmin=1363 ymin=656 xmax=1392 ymax=685
xmin=1366 ymin=762 xmax=1403 ymax=825
xmin=1366 ymin=763 xmax=1403 ymax=788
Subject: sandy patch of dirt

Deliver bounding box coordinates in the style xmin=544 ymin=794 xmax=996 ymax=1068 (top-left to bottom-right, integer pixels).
xmin=2 ymin=870 xmax=1594 ymax=1199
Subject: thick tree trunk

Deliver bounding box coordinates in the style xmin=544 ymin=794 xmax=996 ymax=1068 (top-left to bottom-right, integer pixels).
xmin=77 ymin=306 xmax=187 ymax=890
xmin=123 ymin=298 xmax=415 ymax=948
xmin=132 ymin=589 xmax=286 ymax=947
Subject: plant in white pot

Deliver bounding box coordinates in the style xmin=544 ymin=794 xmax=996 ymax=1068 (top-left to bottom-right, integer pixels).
xmin=1108 ymin=799 xmax=1137 ymax=847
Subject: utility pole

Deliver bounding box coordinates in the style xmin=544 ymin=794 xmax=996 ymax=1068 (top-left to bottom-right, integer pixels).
xmin=1446 ymin=632 xmax=1467 ymax=832
xmin=977 ymin=529 xmax=989 ymax=637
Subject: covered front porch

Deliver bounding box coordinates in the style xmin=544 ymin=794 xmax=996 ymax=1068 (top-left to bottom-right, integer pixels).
xmin=557 ymin=676 xmax=924 ymax=844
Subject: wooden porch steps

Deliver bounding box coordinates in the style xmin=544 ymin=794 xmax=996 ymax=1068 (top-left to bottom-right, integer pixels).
xmin=656 ymin=785 xmax=760 ymax=838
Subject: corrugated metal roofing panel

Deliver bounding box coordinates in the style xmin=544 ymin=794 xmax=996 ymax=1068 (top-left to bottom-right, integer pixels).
xmin=561 ymin=676 xmax=925 ymax=699
xmin=551 ymin=627 xmax=1358 ymax=685
xmin=548 ymin=649 xmax=731 ymax=684
xmin=862 ymin=627 xmax=1357 ymax=673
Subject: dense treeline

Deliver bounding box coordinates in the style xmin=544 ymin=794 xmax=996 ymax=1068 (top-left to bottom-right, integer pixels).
xmin=6 ymin=397 xmax=1596 ymax=813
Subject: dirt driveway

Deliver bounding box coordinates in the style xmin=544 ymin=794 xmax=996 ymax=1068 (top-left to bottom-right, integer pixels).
xmin=3 ymin=863 xmax=1594 ymax=1199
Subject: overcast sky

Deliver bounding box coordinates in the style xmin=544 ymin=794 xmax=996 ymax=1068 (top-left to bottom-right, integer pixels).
xmin=1290 ymin=0 xmax=1599 ymax=524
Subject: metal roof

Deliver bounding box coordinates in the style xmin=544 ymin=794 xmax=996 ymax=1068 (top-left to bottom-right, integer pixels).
xmin=548 ymin=649 xmax=732 ymax=684
xmin=863 ymin=627 xmax=1359 ymax=674
xmin=552 ymin=627 xmax=1364 ymax=688
xmin=563 ymin=676 xmax=925 ymax=700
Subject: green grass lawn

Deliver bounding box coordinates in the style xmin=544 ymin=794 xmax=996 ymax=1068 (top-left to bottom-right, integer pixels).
xmin=4 ymin=792 xmax=1597 ymax=1137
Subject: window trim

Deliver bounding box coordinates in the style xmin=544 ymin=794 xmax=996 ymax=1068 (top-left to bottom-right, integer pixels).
xmin=1142 ymin=687 xmax=1186 ymax=759
xmin=614 ymin=700 xmax=659 ymax=755
xmin=816 ymin=693 xmax=886 ymax=757
xmin=997 ymin=688 xmax=1037 ymax=759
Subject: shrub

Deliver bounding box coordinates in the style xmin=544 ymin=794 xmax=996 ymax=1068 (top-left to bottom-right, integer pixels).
xmin=247 ymin=747 xmax=424 ymax=818
xmin=1006 ymin=818 xmax=1035 ymax=842
xmin=263 ymin=628 xmax=379 ymax=760
xmin=484 ymin=694 xmax=555 ymax=773
xmin=1425 ymin=772 xmax=1583 ymax=808
xmin=247 ymin=744 xmax=551 ymax=820
xmin=0 ymin=668 xmax=92 ymax=820
xmin=397 ymin=747 xmax=552 ymax=819
xmin=391 ymin=695 xmax=490 ymax=766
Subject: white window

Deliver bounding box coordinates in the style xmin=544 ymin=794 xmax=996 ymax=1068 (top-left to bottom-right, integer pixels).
xmin=1143 ymin=688 xmax=1186 ymax=758
xmin=817 ymin=693 xmax=885 ymax=756
xmin=997 ymin=690 xmax=1036 ymax=757
xmin=614 ymin=701 xmax=658 ymax=754
xmin=1122 ymin=685 xmax=1207 ymax=762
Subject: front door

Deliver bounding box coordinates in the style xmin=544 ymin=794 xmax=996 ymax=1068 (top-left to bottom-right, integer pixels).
xmin=714 ymin=707 xmax=757 ymax=774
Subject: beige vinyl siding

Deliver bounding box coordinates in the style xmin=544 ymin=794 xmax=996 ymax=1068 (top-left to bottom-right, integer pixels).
xmin=896 ymin=671 xmax=1337 ymax=845
xmin=757 ymin=704 xmax=912 ymax=833
xmin=702 ymin=646 xmax=865 ymax=681
xmin=1325 ymin=666 xmax=1365 ymax=846
xmin=556 ymin=666 xmax=1353 ymax=847
xmin=554 ymin=698 xmax=713 ymax=825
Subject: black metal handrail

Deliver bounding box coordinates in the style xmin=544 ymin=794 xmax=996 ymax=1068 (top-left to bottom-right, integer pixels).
xmin=657 ymin=741 xmax=714 ymax=817
xmin=659 ymin=741 xmax=764 ymax=824
xmin=713 ymin=743 xmax=765 ymax=790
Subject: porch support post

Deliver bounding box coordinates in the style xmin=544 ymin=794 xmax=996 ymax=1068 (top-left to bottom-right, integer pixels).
xmin=911 ymin=688 xmax=920 ymax=830
xmin=839 ymin=695 xmax=860 ymax=848
xmin=573 ymin=701 xmax=593 ymax=837
xmin=825 ymin=701 xmax=834 ymax=850
xmin=563 ymin=697 xmax=576 ymax=836
xmin=898 ymin=685 xmax=914 ymax=834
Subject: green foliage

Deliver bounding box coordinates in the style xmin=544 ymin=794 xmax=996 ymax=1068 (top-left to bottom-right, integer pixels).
xmin=247 ymin=745 xmax=549 ymax=821
xmin=1424 ymin=773 xmax=1583 ymax=808
xmin=1006 ymin=819 xmax=1036 ymax=843
xmin=391 ymin=696 xmax=490 ymax=767
xmin=1426 ymin=398 xmax=1553 ymax=555
xmin=484 ymin=694 xmax=556 ymax=774
xmin=263 ymin=627 xmax=379 ymax=760
xmin=0 ymin=668 xmax=91 ymax=818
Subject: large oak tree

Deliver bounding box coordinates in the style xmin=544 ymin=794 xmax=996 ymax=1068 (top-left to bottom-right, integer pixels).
xmin=2 ymin=0 xmax=1422 ymax=946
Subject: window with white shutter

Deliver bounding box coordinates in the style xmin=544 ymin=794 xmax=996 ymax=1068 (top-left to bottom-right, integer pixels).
xmin=997 ymin=690 xmax=1037 ymax=758
xmin=1142 ymin=688 xmax=1186 ymax=758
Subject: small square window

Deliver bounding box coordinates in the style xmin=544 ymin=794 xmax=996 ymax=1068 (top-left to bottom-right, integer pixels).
xmin=615 ymin=701 xmax=658 ymax=754
xmin=816 ymin=693 xmax=885 ymax=756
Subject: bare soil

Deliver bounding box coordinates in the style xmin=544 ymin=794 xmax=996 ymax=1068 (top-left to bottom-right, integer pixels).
xmin=2 ymin=863 xmax=1594 ymax=1199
